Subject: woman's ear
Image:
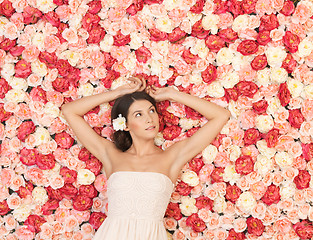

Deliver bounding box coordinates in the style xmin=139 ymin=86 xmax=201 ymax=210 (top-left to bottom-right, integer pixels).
xmin=124 ymin=123 xmax=130 ymax=131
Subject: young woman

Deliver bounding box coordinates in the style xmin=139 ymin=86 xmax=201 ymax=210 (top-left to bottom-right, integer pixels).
xmin=61 ymin=77 xmax=230 ymax=240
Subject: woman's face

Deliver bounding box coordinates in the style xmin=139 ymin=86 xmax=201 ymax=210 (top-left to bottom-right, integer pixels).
xmin=125 ymin=100 xmax=159 ymax=140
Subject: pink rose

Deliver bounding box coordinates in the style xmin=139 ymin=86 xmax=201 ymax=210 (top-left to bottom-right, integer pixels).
xmin=22 ymin=6 xmax=42 ymax=25
xmin=294 ymin=170 xmax=311 ymax=189
xmin=85 ymin=157 xmax=103 ymax=176
xmin=211 ymin=167 xmax=224 ymax=183
xmin=228 ymin=0 xmax=244 ymax=18
xmin=246 ymin=217 xmax=265 ymax=236
xmin=302 ymin=143 xmax=313 ymax=161
xmin=190 ymin=0 xmax=205 ymax=13
xmin=165 ymin=202 xmax=183 ymax=220
xmin=0 ymin=200 xmax=11 ymax=215
xmin=161 ymin=111 xmax=179 ymax=126
xmin=293 ymin=220 xmax=313 ymax=240
xmin=282 ymin=53 xmax=297 ymax=74
xmin=280 ymin=0 xmax=295 ymax=16
xmin=15 ymin=59 xmax=32 ymax=78
xmin=288 ymin=109 xmax=305 ymax=129
xmin=17 ymin=121 xmax=36 ymax=142
xmin=20 ymin=147 xmax=38 ymax=166
xmin=243 ymin=128 xmax=261 ymax=146
xmin=235 ymin=155 xmax=254 ymax=175
xmin=39 ymin=51 xmax=58 ymax=69
xmin=0 ymin=38 xmax=16 ymax=51
xmin=186 ymin=213 xmax=206 ymax=232
xmin=261 ymin=184 xmax=281 ymax=205
xmin=0 ymin=78 xmax=11 ymax=99
xmin=252 ymin=99 xmax=268 ymax=114
xmin=218 ymin=28 xmax=238 ymax=43
xmin=191 ymin=20 xmax=210 ymax=39
xmin=60 ymin=167 xmax=77 ymax=183
xmin=195 ymin=196 xmax=213 ymax=210
xmin=265 ymin=128 xmax=280 ymax=148
xmin=55 ymin=131 xmax=74 ymax=149
xmin=235 ymin=81 xmax=258 ymax=98
xmin=9 ymin=45 xmax=25 ymax=57
xmin=149 ymin=28 xmax=168 ymax=41
xmin=182 ymin=49 xmax=200 ymax=65
xmin=168 ymin=27 xmax=187 ymax=44
xmin=82 ymin=12 xmax=100 ymax=31
xmin=56 ymin=23 xmax=69 ymax=44
xmin=101 ymin=70 xmax=120 ymax=89
xmin=79 ymin=185 xmax=98 ymax=198
xmin=213 ymin=0 xmax=228 ymax=14
xmin=29 ymin=87 xmax=48 ymax=104
xmin=36 ymin=153 xmax=56 ymax=170
xmin=113 ymin=30 xmax=131 ymax=46
xmin=278 ymin=82 xmax=291 ymax=107
xmin=17 ymin=181 xmax=34 ymax=198
xmin=225 ymin=88 xmax=239 ymax=102
xmin=89 ymin=212 xmax=106 ymax=230
xmin=56 ymin=59 xmax=72 ymax=77
xmin=24 ymin=215 xmax=47 ymax=233
xmin=188 ymin=157 xmax=204 ymax=174
xmin=52 ymin=77 xmax=70 ymax=92
xmin=73 ymin=195 xmax=93 ymax=211
xmin=126 ymin=0 xmax=144 ymax=16
xmin=225 ymin=184 xmax=242 ymax=203
xmin=78 ymin=147 xmax=91 ymax=161
xmin=60 ymin=183 xmax=78 ymax=199
xmin=135 ymin=46 xmax=152 ymax=63
xmin=227 ymin=228 xmax=246 ymax=240
xmin=242 ymin=0 xmax=257 ymax=14
xmin=237 ymin=40 xmax=259 ymax=56
xmin=46 ymin=186 xmax=63 ymax=201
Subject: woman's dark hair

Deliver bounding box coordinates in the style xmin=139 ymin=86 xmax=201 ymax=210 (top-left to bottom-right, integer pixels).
xmin=111 ymin=91 xmax=157 ymax=152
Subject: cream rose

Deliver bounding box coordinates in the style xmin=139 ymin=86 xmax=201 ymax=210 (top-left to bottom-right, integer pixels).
xmin=44 ymin=102 xmax=60 ymax=118
xmin=179 ymin=196 xmax=198 ymax=216
xmin=31 ymin=60 xmax=48 ymax=77
xmin=77 ymin=169 xmax=96 ymax=185
xmin=270 ymin=67 xmax=288 ymax=84
xmin=1 ymin=63 xmax=15 ymax=79
xmin=265 ymin=46 xmax=287 ymax=68
xmin=5 ymin=89 xmax=26 ymax=103
xmin=298 ymin=38 xmax=313 ymax=58
xmin=275 ymin=151 xmax=293 ymax=169
xmin=236 ymin=191 xmax=257 ymax=213
xmin=100 ymin=35 xmax=114 ymax=52
xmin=32 ymin=32 xmax=45 ymax=51
xmin=256 ymin=68 xmax=271 ymax=87
xmin=191 ymin=39 xmax=209 ymax=59
xmin=155 ymin=16 xmax=173 ymax=33
xmin=213 ymin=196 xmax=227 ymax=213
xmin=255 ymin=115 xmax=274 ymax=133
xmin=232 ymin=14 xmax=249 ymax=32
xmin=9 ymin=77 xmax=28 ymax=90
xmin=280 ymin=182 xmax=296 ymax=199
xmin=287 ymin=78 xmax=304 ymax=98
xmin=181 ymin=171 xmax=200 ymax=187
xmin=223 ymin=165 xmax=241 ymax=185
xmin=304 ymin=84 xmax=313 ymax=99
xmin=216 ymin=47 xmax=234 ymax=66
xmin=228 ymin=145 xmax=241 ymax=162
xmin=202 ymin=145 xmax=218 ymax=164
xmin=154 ymin=132 xmax=165 ymax=146
xmin=254 ymin=154 xmax=274 ymax=176
xmin=13 ymin=204 xmax=32 ymax=222
xmin=32 ymin=187 xmax=49 ymax=205
xmin=36 ymin=0 xmax=56 ymax=13
xmin=78 ymin=83 xmax=94 ymax=97
xmin=34 ymin=127 xmax=51 ymax=146
xmin=206 ymin=81 xmax=225 ymax=98
xmin=179 ymin=118 xmax=200 ymax=131
xmin=256 ymin=140 xmax=277 ymax=158
xmin=202 ymin=13 xmax=220 ymax=34
xmin=220 ymin=71 xmax=240 ymax=88
xmin=266 ymin=97 xmax=282 ymax=115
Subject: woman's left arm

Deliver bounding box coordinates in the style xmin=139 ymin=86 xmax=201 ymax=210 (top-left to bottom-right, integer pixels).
xmin=148 ymin=86 xmax=231 ymax=170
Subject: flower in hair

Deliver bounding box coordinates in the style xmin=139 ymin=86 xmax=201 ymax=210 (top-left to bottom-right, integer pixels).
xmin=112 ymin=114 xmax=126 ymax=131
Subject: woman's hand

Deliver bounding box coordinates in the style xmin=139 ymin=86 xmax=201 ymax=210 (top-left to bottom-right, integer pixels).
xmin=146 ymin=85 xmax=176 ymax=102
xmin=115 ymin=76 xmax=146 ymax=95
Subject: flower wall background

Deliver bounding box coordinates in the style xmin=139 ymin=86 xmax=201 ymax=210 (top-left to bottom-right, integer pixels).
xmin=0 ymin=0 xmax=313 ymax=239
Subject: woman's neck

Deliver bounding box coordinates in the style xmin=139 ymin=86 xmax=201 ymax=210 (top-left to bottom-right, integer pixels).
xmin=127 ymin=139 xmax=161 ymax=157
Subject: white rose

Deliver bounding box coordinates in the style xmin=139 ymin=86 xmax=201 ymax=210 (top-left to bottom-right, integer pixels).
xmin=32 ymin=32 xmax=45 ymax=51
xmin=236 ymin=191 xmax=257 ymax=213
xmin=213 ymin=196 xmax=227 ymax=213
xmin=34 ymin=127 xmax=51 ymax=146
xmin=111 ymin=76 xmax=128 ymax=90
xmin=206 ymin=81 xmax=225 ymax=98
xmin=287 ymin=78 xmax=304 ymax=98
xmin=44 ymin=102 xmax=60 ymax=118
xmin=100 ymin=35 xmax=114 ymax=52
xmin=228 ymin=145 xmax=241 ymax=162
xmin=181 ymin=171 xmax=199 ymax=187
xmin=5 ymin=89 xmax=26 ymax=103
xmin=150 ymin=59 xmax=163 ymax=76
xmin=202 ymin=13 xmax=220 ymax=34
xmin=1 ymin=63 xmax=15 ymax=79
xmin=179 ymin=196 xmax=198 ymax=216
xmin=265 ymin=46 xmax=287 ymax=68
xmin=202 ymin=145 xmax=218 ymax=164
xmin=187 ymin=11 xmax=202 ymax=25
xmin=223 ymin=165 xmax=241 ymax=185
xmin=191 ymin=39 xmax=209 ymax=59
xmin=154 ymin=132 xmax=165 ymax=146
xmin=256 ymin=68 xmax=271 ymax=87
xmin=68 ymin=14 xmax=82 ymax=30
xmin=9 ymin=77 xmax=28 ymax=90
xmin=179 ymin=118 xmax=200 ymax=131
xmin=36 ymin=0 xmax=56 ymax=13
xmin=270 ymin=67 xmax=288 ymax=84
xmin=77 ymin=169 xmax=96 ymax=185
xmin=129 ymin=32 xmax=143 ymax=50
xmin=164 ymin=0 xmax=183 ymax=11
xmin=216 ymin=47 xmax=234 ymax=66
xmin=298 ymin=38 xmax=313 ymax=58
xmin=155 ymin=16 xmax=173 ymax=33
xmin=63 ymin=50 xmax=81 ymax=67
xmin=232 ymin=54 xmax=253 ymax=71
xmin=232 ymin=14 xmax=249 ymax=32
xmin=32 ymin=187 xmax=49 ymax=205
xmin=123 ymin=54 xmax=137 ymax=72
xmin=228 ymin=101 xmax=241 ymax=118
xmin=0 ymin=16 xmax=9 ymax=36
xmin=256 ymin=140 xmax=276 ymax=158
xmin=13 ymin=204 xmax=32 ymax=222
xmin=275 ymin=151 xmax=293 ymax=169
xmin=280 ymin=182 xmax=296 ymax=199
xmin=31 ymin=60 xmax=48 ymax=77
xmin=78 ymin=83 xmax=94 ymax=97
xmin=255 ymin=115 xmax=274 ymax=133
xmin=220 ymin=71 xmax=240 ymax=88
xmin=189 ymin=73 xmax=203 ymax=84
xmin=254 ymin=154 xmax=274 ymax=176
xmin=304 ymin=84 xmax=313 ymax=99
xmin=266 ymin=97 xmax=282 ymax=115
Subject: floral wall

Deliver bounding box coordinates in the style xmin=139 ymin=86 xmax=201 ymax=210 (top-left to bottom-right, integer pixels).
xmin=0 ymin=0 xmax=313 ymax=239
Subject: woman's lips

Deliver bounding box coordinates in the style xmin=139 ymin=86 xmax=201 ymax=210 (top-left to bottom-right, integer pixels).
xmin=146 ymin=126 xmax=155 ymax=130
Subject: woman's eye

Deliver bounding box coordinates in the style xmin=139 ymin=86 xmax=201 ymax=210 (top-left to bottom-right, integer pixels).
xmin=135 ymin=113 xmax=141 ymax=117
xmin=150 ymin=109 xmax=155 ymax=113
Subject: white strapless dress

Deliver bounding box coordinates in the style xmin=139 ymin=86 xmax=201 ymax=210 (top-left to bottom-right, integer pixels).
xmin=93 ymin=171 xmax=175 ymax=240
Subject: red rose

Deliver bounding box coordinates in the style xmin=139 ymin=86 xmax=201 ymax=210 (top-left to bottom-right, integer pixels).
xmin=261 ymin=184 xmax=281 ymax=205
xmin=211 ymin=134 xmax=227 ymax=148
xmin=191 ymin=20 xmax=210 ymax=39
xmin=163 ymin=125 xmax=182 ymax=140
xmin=186 ymin=127 xmax=200 ymax=137
xmin=23 ymin=6 xmax=42 ymax=25
xmin=64 ymin=67 xmax=80 ymax=87
xmin=87 ymin=0 xmax=102 ymax=14
xmin=0 ymin=0 xmax=15 ymax=17
xmin=24 ymin=215 xmax=46 ymax=233
xmin=165 ymin=202 xmax=183 ymax=220
xmin=0 ymin=103 xmax=13 ymax=121
xmin=186 ymin=213 xmax=206 ymax=232
xmin=9 ymin=45 xmax=25 ymax=57
xmin=224 ymin=88 xmax=239 ymax=102
xmin=265 ymin=128 xmax=280 ymax=148
xmin=82 ymin=12 xmax=100 ymax=31
xmin=235 ymin=155 xmax=254 ymax=175
xmin=17 ymin=121 xmax=36 ymax=142
xmin=126 ymin=0 xmax=144 ymax=16
xmin=294 ymin=170 xmax=311 ymax=189
xmin=288 ymin=109 xmax=305 ymax=129
xmin=218 ymin=28 xmax=238 ymax=43
xmin=195 ymin=196 xmax=213 ymax=210
xmin=293 ymin=220 xmax=313 ymax=239
xmin=41 ymin=199 xmax=59 ymax=215
xmin=52 ymin=78 xmax=69 ymax=92
xmin=227 ymin=229 xmax=246 ymax=240
xmin=182 ymin=49 xmax=200 ymax=65
xmin=60 ymin=167 xmax=77 ymax=183
xmin=205 ymin=35 xmax=225 ymax=52
xmin=0 ymin=38 xmax=16 ymax=51
xmin=43 ymin=11 xmax=60 ymax=28
xmin=280 ymin=0 xmax=295 ymax=16
xmin=201 ymin=64 xmax=217 ymax=84
xmin=0 ymin=78 xmax=11 ymax=99
xmin=0 ymin=200 xmax=10 ymax=215
xmin=251 ymin=54 xmax=267 ymax=70
xmin=56 ymin=22 xmax=69 ymax=44
xmin=188 ymin=157 xmax=204 ymax=174
xmin=252 ymin=99 xmax=268 ymax=114
xmin=257 ymin=30 xmax=271 ymax=46
xmin=85 ymin=157 xmax=103 ymax=176
xmin=17 ymin=181 xmax=34 ymax=198
xmin=149 ymin=28 xmax=168 ymax=41
xmin=113 ymin=30 xmax=131 ymax=46
xmin=213 ymin=0 xmax=228 ymax=14
xmin=89 ymin=212 xmax=106 ymax=230
xmin=237 ymin=40 xmax=259 ymax=55
xmin=190 ymin=0 xmax=205 ymax=13
xmin=225 ymin=184 xmax=242 ymax=203
xmin=53 ymin=0 xmax=67 ymax=5
xmin=282 ymin=53 xmax=297 ymax=74
xmin=168 ymin=27 xmax=187 ymax=44
xmin=144 ymin=0 xmax=163 ymax=4
xmin=228 ymin=0 xmax=244 ymax=18
xmin=56 ymin=59 xmax=72 ymax=77
xmin=246 ymin=217 xmax=265 ymax=236
xmin=103 ymin=52 xmax=117 ymax=70
xmin=29 ymin=87 xmax=47 ymax=103
xmin=162 ymin=111 xmax=179 ymax=126
xmin=259 ymin=14 xmax=279 ymax=31
xmin=235 ymin=81 xmax=258 ymax=98
xmin=55 ymin=131 xmax=74 ymax=149
xmin=60 ymin=183 xmax=78 ymax=199
xmin=36 ymin=153 xmax=56 ymax=170
xmin=15 ymin=59 xmax=32 ymax=78
xmin=73 ymin=195 xmax=93 ymax=211
xmin=79 ymin=185 xmax=98 ymax=198
xmin=244 ymin=128 xmax=261 ymax=146
xmin=242 ymin=0 xmax=257 ymax=14
xmin=87 ymin=24 xmax=106 ymax=44
xmin=39 ymin=51 xmax=58 ymax=69
xmin=166 ymin=68 xmax=178 ymax=86
xmin=135 ymin=46 xmax=152 ymax=63
xmin=283 ymin=31 xmax=300 ymax=53
xmin=176 ymin=180 xmax=193 ymax=196
xmin=46 ymin=186 xmax=63 ymax=201
xmin=278 ymin=82 xmax=291 ymax=107
xmin=101 ymin=70 xmax=120 ymax=89
xmin=20 ymin=147 xmax=38 ymax=166
xmin=78 ymin=147 xmax=91 ymax=161
xmin=302 ymin=143 xmax=313 ymax=161
xmin=211 ymin=167 xmax=224 ymax=183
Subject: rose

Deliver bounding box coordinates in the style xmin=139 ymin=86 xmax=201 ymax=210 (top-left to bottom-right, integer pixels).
xmin=17 ymin=181 xmax=34 ymax=198
xmin=182 ymin=49 xmax=200 ymax=65
xmin=237 ymin=40 xmax=259 ymax=56
xmin=79 ymin=185 xmax=98 ymax=198
xmin=218 ymin=28 xmax=238 ymax=43
xmin=186 ymin=127 xmax=200 ymax=137
xmin=242 ymin=0 xmax=257 ymax=14
xmin=0 ymin=200 xmax=10 ymax=215
xmin=278 ymin=82 xmax=291 ymax=107
xmin=225 ymin=88 xmax=239 ymax=102
xmin=57 ymin=22 xmax=69 ymax=44
xmin=103 ymin=52 xmax=117 ymax=70
xmin=77 ymin=169 xmax=96 ymax=185
xmin=201 ymin=64 xmax=217 ymax=84
xmin=41 ymin=199 xmax=59 ymax=215
xmin=29 ymin=87 xmax=47 ymax=103
xmin=205 ymin=35 xmax=225 ymax=53
xmin=168 ymin=27 xmax=187 ymax=44
xmin=161 ymin=111 xmax=179 ymax=127
xmin=36 ymin=153 xmax=56 ymax=170
xmin=89 ymin=212 xmax=106 ymax=230
xmin=211 ymin=167 xmax=224 ymax=183
xmin=0 ymin=103 xmax=13 ymax=122
xmin=101 ymin=70 xmax=120 ymax=89
xmin=186 ymin=213 xmax=206 ymax=232
xmin=52 ymin=78 xmax=70 ymax=92
xmin=73 ymin=195 xmax=93 ymax=211
xmin=227 ymin=228 xmax=246 ymax=240
xmin=261 ymin=184 xmax=280 ymax=205
xmin=65 ymin=68 xmax=80 ymax=88
xmin=149 ymin=28 xmax=168 ymax=41
xmin=20 ymin=148 xmax=38 ymax=166
xmin=281 ymin=53 xmax=297 ymax=74
xmin=188 ymin=157 xmax=204 ymax=173
xmin=85 ymin=157 xmax=103 ymax=176
xmin=293 ymin=220 xmax=313 ymax=240
xmin=165 ymin=202 xmax=182 ymax=220
xmin=283 ymin=31 xmax=300 ymax=53
xmin=60 ymin=183 xmax=78 ymax=199
xmin=15 ymin=60 xmax=32 ymax=79
xmin=243 ymin=128 xmax=261 ymax=146
xmin=280 ymin=0 xmax=295 ymax=16
xmin=39 ymin=51 xmax=58 ymax=69
xmin=0 ymin=0 xmax=15 ymax=17
xmin=195 ymin=196 xmax=213 ymax=210
xmin=259 ymin=14 xmax=279 ymax=31
xmin=24 ymin=215 xmax=46 ymax=233
xmin=288 ymin=109 xmax=305 ymax=129
xmin=175 ymin=181 xmax=192 ymax=196
xmin=163 ymin=125 xmax=182 ymax=140
xmin=302 ymin=143 xmax=313 ymax=161
xmin=214 ymin=0 xmax=228 ymax=14
xmin=113 ymin=30 xmax=131 ymax=46
xmin=191 ymin=20 xmax=210 ymax=39
xmin=265 ymin=128 xmax=280 ymax=148
xmin=235 ymin=155 xmax=254 ymax=175
xmin=0 ymin=38 xmax=16 ymax=51
xmin=87 ymin=24 xmax=106 ymax=44
xmin=88 ymin=0 xmax=102 ymax=14
xmin=135 ymin=46 xmax=152 ymax=63
xmin=190 ymin=0 xmax=205 ymax=13
xmin=17 ymin=121 xmax=36 ymax=142
xmin=246 ymin=217 xmax=265 ymax=236
xmin=56 ymin=59 xmax=72 ymax=77
xmin=45 ymin=186 xmax=63 ymax=201
xmin=257 ymin=31 xmax=271 ymax=46
xmin=55 ymin=131 xmax=74 ymax=149
xmin=0 ymin=78 xmax=11 ymax=99
xmin=9 ymin=46 xmax=25 ymax=57
xmin=23 ymin=6 xmax=43 ymax=25
xmin=294 ymin=170 xmax=311 ymax=189
xmin=78 ymin=147 xmax=91 ymax=161
xmin=60 ymin=167 xmax=77 ymax=184
xmin=82 ymin=13 xmax=100 ymax=31
xmin=235 ymin=81 xmax=258 ymax=98
xmin=252 ymin=99 xmax=268 ymax=114
xmin=251 ymin=55 xmax=268 ymax=71
xmin=228 ymin=0 xmax=243 ymax=17
xmin=126 ymin=0 xmax=144 ymax=16
xmin=43 ymin=11 xmax=60 ymax=27
xmin=225 ymin=184 xmax=242 ymax=203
